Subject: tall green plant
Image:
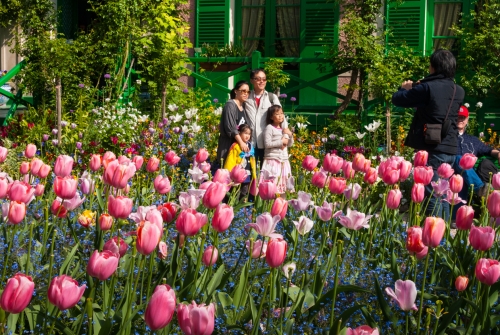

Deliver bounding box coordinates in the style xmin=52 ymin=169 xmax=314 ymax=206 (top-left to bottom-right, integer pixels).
xmin=264 ymin=58 xmax=290 ymax=95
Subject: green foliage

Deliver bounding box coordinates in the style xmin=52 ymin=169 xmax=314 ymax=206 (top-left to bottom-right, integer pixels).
xmin=200 ymin=42 xmax=246 ymax=57
xmin=264 ymin=58 xmax=290 ymax=93
xmin=454 ymin=0 xmax=500 ymax=98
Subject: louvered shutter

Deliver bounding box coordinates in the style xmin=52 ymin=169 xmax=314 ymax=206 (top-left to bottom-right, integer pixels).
xmin=196 ymin=0 xmax=230 ymax=46
xmin=386 ymin=0 xmax=427 ymax=54
xmin=299 ymin=0 xmax=338 ymax=106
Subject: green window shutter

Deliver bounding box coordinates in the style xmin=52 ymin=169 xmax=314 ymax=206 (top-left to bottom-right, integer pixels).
xmin=196 ymin=0 xmax=230 ymax=47
xmin=299 ymin=0 xmax=338 ymax=106
xmin=386 ymin=0 xmax=427 ymax=54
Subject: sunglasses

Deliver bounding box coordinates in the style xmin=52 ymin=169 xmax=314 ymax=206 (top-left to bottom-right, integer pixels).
xmin=252 ymin=77 xmax=267 ymax=82
xmin=238 ymin=90 xmax=250 ymax=95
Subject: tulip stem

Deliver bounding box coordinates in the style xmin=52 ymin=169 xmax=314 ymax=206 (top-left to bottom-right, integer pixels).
xmin=416 ymin=248 xmax=431 ymax=335
xmin=1 ymin=226 xmax=14 ymax=284
xmin=282 ymin=273 xmax=291 ymax=329
xmin=172 ymin=239 xmax=186 ymax=290
xmin=134 ymin=255 xmax=145 ymax=306
xmin=266 ymin=267 xmax=275 ymax=332
xmin=145 ymin=254 xmax=155 ymax=303
xmin=329 ymin=254 xmax=342 ymax=329
xmin=252 ymin=274 xmax=271 ymax=335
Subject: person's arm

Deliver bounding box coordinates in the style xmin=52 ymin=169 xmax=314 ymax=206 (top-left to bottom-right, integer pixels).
xmin=392 ymin=82 xmax=429 ymax=108
xmin=222 ymin=102 xmax=248 ymax=152
xmin=265 ymin=127 xmax=286 ymax=148
xmin=286 ymin=132 xmax=294 ymax=147
xmin=491 ymin=149 xmax=500 ymax=164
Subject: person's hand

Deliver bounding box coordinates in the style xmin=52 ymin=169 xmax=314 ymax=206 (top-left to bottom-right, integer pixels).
xmin=283 ymin=128 xmax=292 ymax=136
xmin=282 ymin=138 xmax=289 ymax=147
xmin=240 ymin=142 xmax=249 ymax=152
xmin=401 ymin=80 xmax=413 ymax=90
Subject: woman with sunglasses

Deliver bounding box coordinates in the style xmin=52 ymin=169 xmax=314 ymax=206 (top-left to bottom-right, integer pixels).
xmin=247 ymin=68 xmax=292 ymax=166
xmin=216 ymin=80 xmax=251 ymax=167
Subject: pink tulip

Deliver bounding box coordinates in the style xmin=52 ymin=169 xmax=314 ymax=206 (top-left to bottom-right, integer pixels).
xmin=202 ymin=182 xmax=227 ymax=209
xmin=53 ymin=176 xmax=78 ymax=199
xmin=6 ymin=201 xmax=26 ymax=224
xmin=103 ymin=160 xmax=136 ymax=189
xmin=198 ymin=162 xmax=211 ymax=174
xmin=99 ymin=213 xmax=114 ymax=231
xmin=30 ymin=158 xmax=43 ymax=176
xmin=493 ymin=173 xmax=500 ymax=190
xmin=212 ymin=169 xmax=231 ymax=185
xmin=329 ymin=177 xmax=346 ymax=194
xmin=411 ymin=183 xmax=425 ymax=203
xmin=177 ymin=301 xmax=215 ymax=335
xmin=364 ymin=167 xmax=378 ymax=184
xmin=87 ymin=250 xmax=119 ymax=281
xmin=130 ymin=155 xmax=143 ymax=170
xmin=158 ymin=203 xmax=177 ymax=223
xmin=145 ymin=285 xmax=176 ymax=330
xmin=137 ymin=221 xmax=162 ymax=255
xmin=437 ymin=163 xmax=454 ymax=179
xmin=259 ymin=180 xmax=277 ymax=200
xmin=338 ymin=208 xmax=372 ymax=230
xmin=212 ymin=203 xmax=234 ymax=233
xmin=0 ymin=146 xmax=8 ymax=163
xmin=158 ymin=241 xmax=168 ymax=259
xmin=102 ymin=151 xmax=116 ymax=169
xmin=315 ymin=201 xmax=335 ymax=221
xmin=103 ymin=237 xmax=129 ymax=257
xmin=24 ymin=144 xmax=36 ymax=158
xmin=352 ymin=153 xmax=366 ymax=172
xmin=311 ymin=169 xmax=328 ymax=188
xmin=38 ymin=164 xmax=51 ymax=178
xmin=0 ymin=178 xmax=8 ymax=199
xmin=386 ymin=189 xmax=402 ymax=209
xmin=378 ymin=164 xmax=399 ymax=185
xmin=54 ymin=155 xmax=74 ymax=177
xmin=385 ymin=280 xmax=418 ymax=311
xmin=415 ymin=246 xmax=429 ymax=260
xmin=176 ymin=209 xmax=208 ymax=236
xmin=469 ymin=225 xmax=495 ymax=251
xmin=302 ymin=155 xmax=319 ymax=171
xmin=246 ymin=239 xmax=267 ymax=258
xmin=154 ymin=175 xmax=171 ymax=194
xmin=146 ymin=156 xmax=160 ymax=172
xmin=344 ymin=183 xmax=362 ymax=200
xmin=413 ymin=166 xmax=433 ymax=185
xmin=475 ymin=258 xmax=500 ymax=285
xmin=346 ymin=326 xmax=380 ymax=335
xmin=118 ymin=156 xmax=131 ymax=165
xmin=456 ymin=205 xmax=474 ymax=230
xmin=487 ymin=191 xmax=500 ymax=217
xmin=34 ymin=184 xmax=45 ymax=197
xmin=0 ymin=273 xmax=35 ymax=313
xmin=50 ymin=199 xmax=68 ymax=218
xmin=293 ymin=215 xmax=314 ymax=235
xmin=108 ymin=195 xmax=133 ymax=219
xmin=271 ymin=197 xmax=288 ymax=220
xmin=322 ymin=153 xmax=343 ymax=174
xmin=164 ymin=150 xmax=181 ymax=166
xmin=459 ymin=153 xmax=477 ymax=170
xmin=48 ymin=275 xmax=86 ymax=310
xmin=449 ymin=174 xmax=463 ymax=193
xmin=266 ymin=237 xmax=287 ymax=268
xmin=406 ymin=226 xmax=426 ymax=255
xmin=195 ymin=148 xmax=209 ymax=163
xmin=399 ymin=160 xmax=412 ymax=181
xmin=289 ymin=191 xmax=314 ymax=211
xmin=342 ymin=161 xmax=355 ymax=179
xmin=245 ymin=212 xmax=281 ymax=237
xmin=455 ymin=276 xmax=469 ymax=291
xmin=422 ymin=217 xmax=445 ymax=248
xmin=414 ymin=150 xmax=428 ymax=167
xmin=202 ymin=246 xmax=218 ymax=266
xmin=89 ymin=154 xmax=102 ymax=171
xmin=20 ymin=162 xmax=30 ymax=175
xmin=228 ymin=165 xmax=247 ymax=184
xmin=8 ymin=181 xmax=35 ymax=203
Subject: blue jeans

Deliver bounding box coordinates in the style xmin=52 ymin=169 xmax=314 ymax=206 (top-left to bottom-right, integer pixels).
xmin=453 ymin=155 xmax=484 ymax=198
xmin=425 ymin=153 xmax=456 ymax=221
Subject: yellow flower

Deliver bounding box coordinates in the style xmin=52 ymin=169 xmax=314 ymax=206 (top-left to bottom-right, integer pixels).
xmin=78 ymin=210 xmax=96 ymax=228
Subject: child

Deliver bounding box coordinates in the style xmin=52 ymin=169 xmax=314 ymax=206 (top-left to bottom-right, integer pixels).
xmin=224 ymin=124 xmax=257 ymax=198
xmin=260 ymin=105 xmax=293 ymax=194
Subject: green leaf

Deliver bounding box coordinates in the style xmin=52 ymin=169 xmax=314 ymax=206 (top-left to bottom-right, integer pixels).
xmin=330 ymin=304 xmax=366 ymax=334
xmin=436 ymin=298 xmax=464 ymax=335
xmin=301 ymin=288 xmax=316 ymax=314
xmin=60 ymin=244 xmax=79 ymax=275
xmin=205 ymin=264 xmax=225 ymax=297
xmin=374 ymin=277 xmax=400 ymax=335
xmin=232 ymin=262 xmax=249 ymax=312
xmin=216 ymin=292 xmax=235 ymax=324
xmin=95 ymin=187 xmax=105 ymax=212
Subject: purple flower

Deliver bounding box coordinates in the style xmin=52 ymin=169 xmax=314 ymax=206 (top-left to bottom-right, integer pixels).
xmin=338 ymin=208 xmax=372 ymax=230
xmin=315 ymin=201 xmax=335 ymax=221
xmin=104 ymin=74 xmax=111 ymax=79
xmin=52 ymin=140 xmax=59 ymax=146
xmin=491 ymin=123 xmax=495 ymax=128
xmin=213 ymin=98 xmax=219 ymax=103
xmin=149 ymin=128 xmax=155 ymax=134
xmin=78 ymin=132 xmax=83 ymax=139
xmin=344 ymin=183 xmax=362 ymax=200
xmin=70 ymin=123 xmax=77 ymax=129
xmin=279 ymin=94 xmax=287 ymax=98
xmin=183 ymin=88 xmax=189 ymax=94
xmin=245 ymin=213 xmax=282 ymax=238
xmin=61 ymin=121 xmax=68 ymax=127
xmin=288 ymin=191 xmax=313 ymax=212
xmin=69 ymin=110 xmax=74 ymax=113
xmin=42 ymin=134 xmax=50 ymax=142
xmin=76 ymin=142 xmax=82 ymax=149
xmin=52 ymin=129 xmax=58 ymax=135
xmin=385 ymin=279 xmax=418 ymax=311
xmin=78 ymin=84 xmax=85 ymax=88
xmin=290 ymin=97 xmax=296 ymax=102
xmin=431 ymin=179 xmax=449 ymax=197
xmin=158 ymin=122 xmax=164 ymax=128
xmin=173 ymin=127 xmax=181 ymax=134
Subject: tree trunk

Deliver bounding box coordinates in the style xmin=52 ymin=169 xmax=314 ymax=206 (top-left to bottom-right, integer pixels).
xmin=161 ymin=83 xmax=167 ymax=121
xmin=333 ymin=68 xmax=359 ymax=119
xmin=357 ymin=68 xmax=365 ymax=115
xmin=386 ymin=104 xmax=391 ymax=155
xmin=56 ymin=77 xmax=62 ymax=144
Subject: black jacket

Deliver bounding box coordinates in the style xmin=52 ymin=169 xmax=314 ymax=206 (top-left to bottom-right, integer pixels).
xmin=392 ymin=74 xmax=465 ymax=155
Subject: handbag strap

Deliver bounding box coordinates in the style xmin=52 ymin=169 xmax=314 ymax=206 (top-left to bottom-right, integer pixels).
xmin=443 ymin=84 xmax=457 ymax=122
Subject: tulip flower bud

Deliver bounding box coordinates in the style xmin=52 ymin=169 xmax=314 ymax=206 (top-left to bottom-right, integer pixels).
xmin=24 ymin=144 xmax=37 ymax=158
xmin=99 ymin=213 xmax=114 ymax=231
xmin=48 ymin=275 xmax=86 ymax=310
xmin=202 ymin=246 xmax=218 ymax=266
xmin=0 ymin=273 xmax=35 ymax=313
xmin=145 ymin=285 xmax=176 ymax=330
xmin=455 ymin=276 xmax=468 ymax=291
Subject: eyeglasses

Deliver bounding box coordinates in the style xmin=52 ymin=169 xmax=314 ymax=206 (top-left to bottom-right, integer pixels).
xmin=252 ymin=77 xmax=267 ymax=82
xmin=238 ymin=90 xmax=250 ymax=95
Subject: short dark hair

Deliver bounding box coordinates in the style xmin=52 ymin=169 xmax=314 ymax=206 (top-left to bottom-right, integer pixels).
xmin=250 ymin=68 xmax=266 ymax=80
xmin=230 ymin=80 xmax=249 ymax=99
xmin=238 ymin=123 xmax=252 ymax=135
xmin=430 ymin=49 xmax=456 ymax=78
xmin=266 ymin=105 xmax=283 ymax=125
